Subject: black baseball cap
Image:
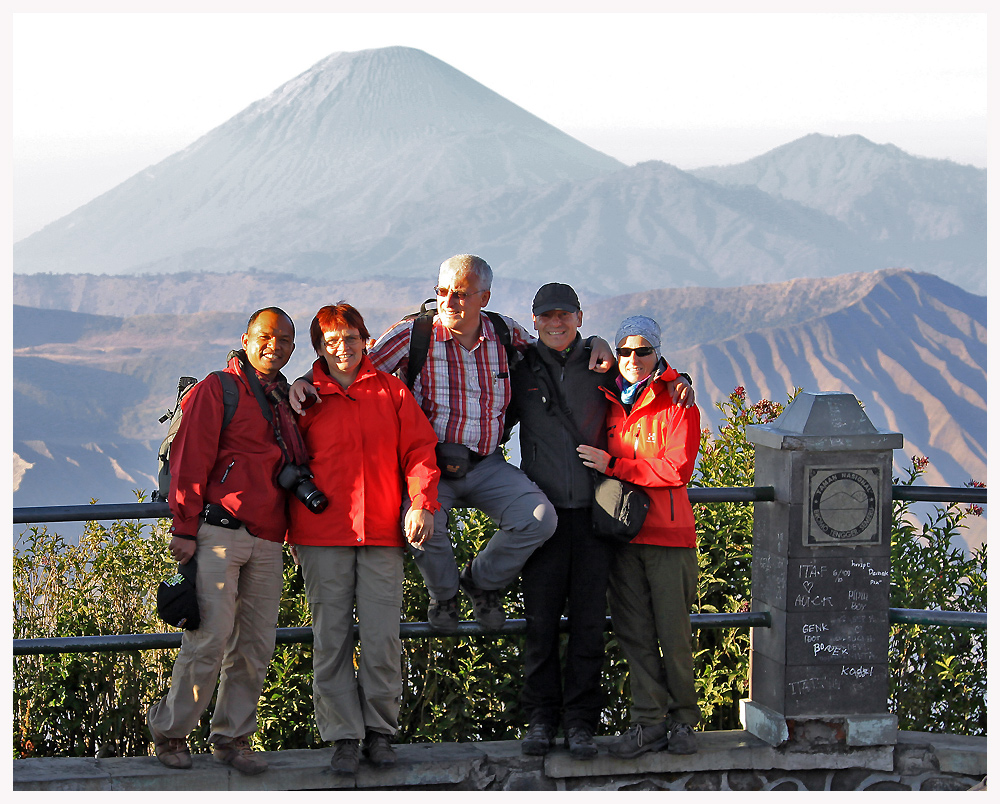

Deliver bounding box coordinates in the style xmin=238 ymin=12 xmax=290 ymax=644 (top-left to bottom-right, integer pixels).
xmin=532 ymin=283 xmax=581 ymax=315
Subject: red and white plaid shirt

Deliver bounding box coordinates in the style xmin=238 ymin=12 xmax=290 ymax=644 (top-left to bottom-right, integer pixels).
xmin=370 ymin=313 xmax=533 ymax=456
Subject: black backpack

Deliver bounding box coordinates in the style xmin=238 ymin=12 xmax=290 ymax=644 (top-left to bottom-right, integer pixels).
xmin=403 ymin=298 xmax=516 ymax=390
xmin=152 ymin=372 xmax=239 ymax=502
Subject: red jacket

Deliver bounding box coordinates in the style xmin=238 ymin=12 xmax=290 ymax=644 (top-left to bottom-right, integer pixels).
xmin=287 ymin=356 xmax=441 ymax=547
xmin=601 ymin=362 xmax=701 ymax=548
xmin=169 ymin=361 xmax=290 ymax=544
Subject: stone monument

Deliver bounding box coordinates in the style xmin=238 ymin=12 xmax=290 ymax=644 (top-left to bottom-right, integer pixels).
xmin=742 ymin=392 xmax=904 ymax=749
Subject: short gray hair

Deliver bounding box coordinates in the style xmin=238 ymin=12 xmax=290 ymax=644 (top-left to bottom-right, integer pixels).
xmin=439 ymin=254 xmax=493 ymax=291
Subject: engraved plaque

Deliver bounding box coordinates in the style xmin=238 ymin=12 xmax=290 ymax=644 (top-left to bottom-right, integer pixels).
xmin=805 ymin=467 xmax=881 ymax=546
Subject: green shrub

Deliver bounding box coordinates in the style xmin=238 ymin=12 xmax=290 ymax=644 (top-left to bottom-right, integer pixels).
xmin=13 ymin=503 xmax=181 ymax=758
xmin=888 ymin=459 xmax=987 ymax=735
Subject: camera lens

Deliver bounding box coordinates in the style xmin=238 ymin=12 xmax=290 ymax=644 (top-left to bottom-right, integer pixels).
xmin=297 ymin=481 xmax=329 ymax=514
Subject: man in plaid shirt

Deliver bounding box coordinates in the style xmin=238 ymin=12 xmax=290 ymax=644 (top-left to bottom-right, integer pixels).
xmin=372 ymin=254 xmax=582 ymax=634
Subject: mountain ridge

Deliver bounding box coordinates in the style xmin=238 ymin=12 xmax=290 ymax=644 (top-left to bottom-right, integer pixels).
xmin=12 ymin=48 xmax=985 ymax=294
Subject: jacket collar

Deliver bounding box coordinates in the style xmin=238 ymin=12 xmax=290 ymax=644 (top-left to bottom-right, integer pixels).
xmin=311 ymin=353 xmax=377 ymax=394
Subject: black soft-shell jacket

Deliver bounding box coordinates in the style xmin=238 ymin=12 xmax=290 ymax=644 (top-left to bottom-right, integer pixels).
xmin=508 ymin=335 xmax=617 ymax=509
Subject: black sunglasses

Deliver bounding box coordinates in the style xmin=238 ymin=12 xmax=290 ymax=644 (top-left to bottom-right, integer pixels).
xmin=616 ymin=346 xmax=656 ymax=358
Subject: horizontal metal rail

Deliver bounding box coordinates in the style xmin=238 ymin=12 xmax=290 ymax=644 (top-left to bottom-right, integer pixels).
xmin=13 ymin=607 xmax=987 ymax=656
xmin=891 ymin=486 xmax=987 ymax=504
xmin=13 ymin=612 xmax=772 ymax=656
xmin=889 ymin=608 xmax=987 ymax=628
xmin=12 ymin=484 xmax=984 ymax=525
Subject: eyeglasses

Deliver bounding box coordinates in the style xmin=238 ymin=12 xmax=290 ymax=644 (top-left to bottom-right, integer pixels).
xmin=616 ymin=346 xmax=656 ymax=358
xmin=324 ymin=335 xmax=361 ymax=349
xmin=434 ymin=286 xmax=486 ymax=302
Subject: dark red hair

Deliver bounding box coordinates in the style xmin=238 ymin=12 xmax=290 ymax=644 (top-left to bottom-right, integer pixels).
xmin=310 ymin=302 xmax=370 ymax=354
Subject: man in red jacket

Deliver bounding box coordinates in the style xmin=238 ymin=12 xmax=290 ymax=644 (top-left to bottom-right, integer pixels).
xmin=147 ymin=307 xmax=298 ymax=776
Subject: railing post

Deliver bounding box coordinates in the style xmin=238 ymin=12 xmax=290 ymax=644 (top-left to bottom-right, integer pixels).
xmin=742 ymin=392 xmax=904 ymax=749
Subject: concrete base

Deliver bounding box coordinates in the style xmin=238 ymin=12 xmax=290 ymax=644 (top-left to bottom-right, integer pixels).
xmin=741 ymin=700 xmax=898 ymax=748
xmin=13 ymin=730 xmax=985 ymax=792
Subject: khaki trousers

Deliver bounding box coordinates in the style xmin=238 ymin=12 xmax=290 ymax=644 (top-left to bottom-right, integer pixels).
xmin=297 ymin=544 xmax=404 ymax=741
xmin=608 ymin=543 xmax=700 ymax=727
xmin=148 ymin=522 xmax=284 ymax=742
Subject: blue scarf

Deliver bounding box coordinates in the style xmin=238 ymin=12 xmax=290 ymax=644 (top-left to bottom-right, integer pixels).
xmin=618 ymin=374 xmax=652 ymax=407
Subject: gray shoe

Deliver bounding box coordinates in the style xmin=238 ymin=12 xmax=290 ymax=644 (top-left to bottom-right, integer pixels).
xmin=330 ymin=739 xmax=360 ymax=775
xmin=427 ymin=595 xmax=459 ymax=634
xmin=459 ymin=563 xmax=506 ymax=631
xmin=666 ymin=720 xmax=698 ymax=754
xmin=565 ymin=725 xmax=598 ymax=759
xmin=608 ymin=721 xmax=670 ymax=759
xmin=521 ymin=721 xmax=556 ymax=756
xmin=363 ymin=730 xmax=396 ymax=767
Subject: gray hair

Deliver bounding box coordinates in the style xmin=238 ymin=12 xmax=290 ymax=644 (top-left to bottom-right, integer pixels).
xmin=439 ymin=254 xmax=493 ymax=291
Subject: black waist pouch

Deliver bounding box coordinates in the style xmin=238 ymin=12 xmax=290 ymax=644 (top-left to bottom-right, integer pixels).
xmin=436 ymin=442 xmax=472 ymax=480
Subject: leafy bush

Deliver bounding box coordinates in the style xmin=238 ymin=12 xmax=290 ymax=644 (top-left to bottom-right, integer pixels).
xmin=888 ymin=459 xmax=987 ymax=735
xmin=13 ymin=505 xmax=180 ymax=758
xmin=13 ymin=390 xmax=987 ymax=758
xmin=688 ymin=386 xmax=790 ymax=730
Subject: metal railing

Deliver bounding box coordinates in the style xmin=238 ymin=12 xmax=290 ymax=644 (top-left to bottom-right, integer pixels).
xmin=14 ymin=606 xmax=987 ymax=657
xmin=13 ymin=483 xmax=986 ymax=658
xmin=12 ymin=485 xmax=988 ymax=526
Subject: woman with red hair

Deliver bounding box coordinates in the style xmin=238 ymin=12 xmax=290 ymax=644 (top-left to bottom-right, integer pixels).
xmin=287 ymin=302 xmax=440 ymax=775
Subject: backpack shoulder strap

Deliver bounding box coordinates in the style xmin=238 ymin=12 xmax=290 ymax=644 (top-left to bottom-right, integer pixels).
xmin=405 ymin=298 xmax=437 ymax=390
xmin=485 ymin=311 xmax=516 ymax=368
xmin=211 ymin=370 xmax=240 ymax=431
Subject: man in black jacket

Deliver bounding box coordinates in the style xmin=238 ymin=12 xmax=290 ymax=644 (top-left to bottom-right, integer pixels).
xmin=509 ymin=283 xmax=694 ymax=759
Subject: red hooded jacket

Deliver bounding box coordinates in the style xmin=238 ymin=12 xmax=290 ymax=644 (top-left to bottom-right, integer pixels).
xmin=169 ymin=359 xmax=290 ymax=543
xmin=600 ymin=361 xmax=701 ymax=548
xmin=287 ymin=355 xmax=440 ymax=547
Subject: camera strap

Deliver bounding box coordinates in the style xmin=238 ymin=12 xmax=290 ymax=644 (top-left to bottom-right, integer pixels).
xmin=229 ymin=349 xmax=307 ymax=467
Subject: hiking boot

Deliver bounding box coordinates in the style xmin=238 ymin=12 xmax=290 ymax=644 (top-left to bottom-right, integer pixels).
xmin=147 ymin=705 xmax=192 ymax=770
xmin=427 ymin=595 xmax=459 ymax=634
xmin=565 ymin=725 xmax=598 ymax=759
xmin=521 ymin=721 xmax=556 ymax=756
xmin=330 ymin=738 xmax=361 ymax=775
xmin=213 ymin=735 xmax=268 ymax=775
xmin=608 ymin=721 xmax=670 ymax=759
xmin=459 ymin=563 xmax=506 ymax=631
xmin=363 ymin=730 xmax=396 ymax=767
xmin=666 ymin=720 xmax=698 ymax=754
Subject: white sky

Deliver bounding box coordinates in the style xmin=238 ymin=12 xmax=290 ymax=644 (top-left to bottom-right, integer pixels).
xmin=8 ymin=4 xmax=990 ymax=241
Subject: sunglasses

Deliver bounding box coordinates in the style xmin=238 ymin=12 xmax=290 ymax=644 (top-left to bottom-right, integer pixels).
xmin=616 ymin=346 xmax=656 ymax=358
xmin=434 ymin=286 xmax=486 ymax=302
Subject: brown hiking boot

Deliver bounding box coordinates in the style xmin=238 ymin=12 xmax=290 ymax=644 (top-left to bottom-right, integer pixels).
xmin=213 ymin=735 xmax=268 ymax=775
xmin=148 ymin=706 xmax=192 ymax=770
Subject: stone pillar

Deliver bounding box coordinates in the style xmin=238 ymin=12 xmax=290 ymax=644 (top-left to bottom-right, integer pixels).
xmin=741 ymin=392 xmax=904 ymax=749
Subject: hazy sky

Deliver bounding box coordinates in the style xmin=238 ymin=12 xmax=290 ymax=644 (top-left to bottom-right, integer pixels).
xmin=10 ymin=6 xmax=989 ymax=241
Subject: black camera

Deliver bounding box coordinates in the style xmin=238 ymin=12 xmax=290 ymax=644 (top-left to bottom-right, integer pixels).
xmin=277 ymin=463 xmax=329 ymax=514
